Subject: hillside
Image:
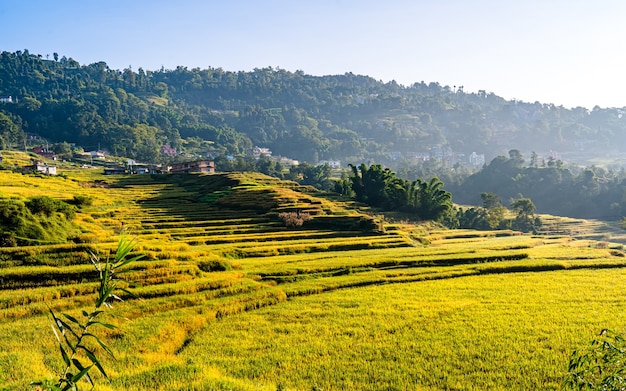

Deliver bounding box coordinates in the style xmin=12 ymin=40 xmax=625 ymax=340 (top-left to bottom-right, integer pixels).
xmin=2 ymin=155 xmax=626 ymax=389
xmin=2 ymin=50 xmax=626 ymax=168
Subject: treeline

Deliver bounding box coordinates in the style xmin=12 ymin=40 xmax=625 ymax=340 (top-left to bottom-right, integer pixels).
xmin=4 ymin=50 xmax=626 ymax=166
xmin=333 ymin=163 xmax=540 ymax=232
xmin=333 ymin=152 xmax=626 ymax=222
xmin=4 ymin=50 xmax=626 ymax=220
xmin=450 ymin=149 xmax=626 ymax=219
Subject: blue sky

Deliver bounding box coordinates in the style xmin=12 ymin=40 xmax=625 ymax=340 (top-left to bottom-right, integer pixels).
xmin=2 ymin=0 xmax=626 ymax=109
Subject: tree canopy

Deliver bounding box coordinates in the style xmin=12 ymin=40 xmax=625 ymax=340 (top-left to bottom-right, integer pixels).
xmin=4 ymin=50 xmax=626 ymax=168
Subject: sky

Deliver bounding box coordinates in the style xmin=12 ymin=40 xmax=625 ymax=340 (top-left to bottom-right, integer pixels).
xmin=2 ymin=0 xmax=626 ymax=109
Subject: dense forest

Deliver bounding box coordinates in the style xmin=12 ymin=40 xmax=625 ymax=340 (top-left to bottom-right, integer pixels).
xmin=2 ymin=49 xmax=626 ymax=220
xmin=4 ymin=50 xmax=626 ymax=165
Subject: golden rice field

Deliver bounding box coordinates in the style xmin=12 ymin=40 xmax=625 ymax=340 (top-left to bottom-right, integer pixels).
xmin=1 ymin=151 xmax=626 ymax=390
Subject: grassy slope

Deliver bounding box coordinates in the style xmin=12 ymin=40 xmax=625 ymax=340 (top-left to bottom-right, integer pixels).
xmin=1 ymin=152 xmax=626 ymax=390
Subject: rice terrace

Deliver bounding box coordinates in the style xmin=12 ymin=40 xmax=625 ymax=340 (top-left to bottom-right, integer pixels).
xmin=2 ymin=151 xmax=626 ymax=390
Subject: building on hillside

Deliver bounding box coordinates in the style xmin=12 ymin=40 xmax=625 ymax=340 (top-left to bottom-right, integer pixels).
xmin=130 ymin=163 xmax=165 ymax=174
xmin=170 ymin=160 xmax=215 ymax=174
xmin=251 ymin=146 xmax=272 ymax=159
xmin=469 ymin=152 xmax=485 ymax=167
xmin=278 ymin=157 xmax=299 ymax=166
xmin=86 ymin=151 xmax=106 ymax=159
xmin=317 ymin=160 xmax=341 ymax=169
xmin=104 ymin=166 xmax=127 ymax=175
xmin=32 ymin=146 xmax=56 ymax=160
xmin=26 ymin=160 xmax=57 ymax=175
xmin=0 ymin=96 xmax=13 ymax=103
xmin=161 ymin=145 xmax=177 ymax=156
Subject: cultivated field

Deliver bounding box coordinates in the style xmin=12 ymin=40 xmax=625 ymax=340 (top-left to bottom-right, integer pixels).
xmin=1 ymin=152 xmax=626 ymax=390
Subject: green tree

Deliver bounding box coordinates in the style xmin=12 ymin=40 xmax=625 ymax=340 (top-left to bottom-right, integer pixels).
xmin=481 ymin=192 xmax=506 ymax=228
xmin=410 ymin=177 xmax=453 ymax=221
xmin=289 ymin=162 xmax=333 ymax=190
xmin=510 ymin=197 xmax=538 ymax=232
xmin=0 ymin=112 xmax=22 ymax=148
xmin=481 ymin=192 xmax=501 ymax=209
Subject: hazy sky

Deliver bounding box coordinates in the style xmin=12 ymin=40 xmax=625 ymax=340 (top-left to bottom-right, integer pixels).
xmin=2 ymin=0 xmax=626 ymax=109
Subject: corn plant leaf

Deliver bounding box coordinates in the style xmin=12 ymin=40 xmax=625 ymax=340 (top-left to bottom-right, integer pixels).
xmin=84 ymin=333 xmax=115 ymax=358
xmin=62 ymin=313 xmax=83 ymax=329
xmin=59 ymin=343 xmax=71 ymax=367
xmin=50 ymin=322 xmax=62 ymax=344
xmin=115 ymin=254 xmax=144 ymax=270
xmin=110 ymin=294 xmax=123 ymax=302
xmin=85 ymin=320 xmax=116 ymax=330
xmin=80 ymin=346 xmax=108 ymax=379
xmin=70 ymin=363 xmax=93 ymax=383
xmin=90 ymin=310 xmax=105 ymax=318
xmin=117 ymin=287 xmax=139 ymax=299
xmin=55 ymin=318 xmax=79 ymax=350
xmin=96 ymin=285 xmax=116 ymax=308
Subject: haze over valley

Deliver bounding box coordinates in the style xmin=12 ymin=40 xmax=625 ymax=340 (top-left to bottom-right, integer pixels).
xmin=3 ymin=2 xmax=626 ymax=390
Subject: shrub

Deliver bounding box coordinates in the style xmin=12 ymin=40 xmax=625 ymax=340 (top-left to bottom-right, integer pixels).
xmin=26 ymin=196 xmax=76 ymax=219
xmin=279 ymin=211 xmax=312 ymax=228
xmin=198 ymin=259 xmax=232 ymax=272
xmin=0 ymin=232 xmax=16 ymax=247
xmin=25 ymin=196 xmax=58 ymax=216
xmin=564 ymin=329 xmax=626 ymax=390
xmin=69 ymin=195 xmax=94 ymax=207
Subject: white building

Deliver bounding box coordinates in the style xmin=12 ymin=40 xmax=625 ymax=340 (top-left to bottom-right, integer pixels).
xmin=32 ymin=161 xmax=57 ymax=175
xmin=251 ymin=146 xmax=272 ymax=159
xmin=317 ymin=160 xmax=341 ymax=169
xmin=469 ymin=152 xmax=485 ymax=167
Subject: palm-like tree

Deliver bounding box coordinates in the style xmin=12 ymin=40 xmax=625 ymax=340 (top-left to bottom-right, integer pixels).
xmin=411 ymin=177 xmax=453 ymax=221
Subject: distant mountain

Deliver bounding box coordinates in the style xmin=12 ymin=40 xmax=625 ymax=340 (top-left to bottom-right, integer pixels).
xmin=1 ymin=49 xmax=625 ymax=166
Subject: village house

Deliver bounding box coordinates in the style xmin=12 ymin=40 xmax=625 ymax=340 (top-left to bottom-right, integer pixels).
xmin=161 ymin=145 xmax=177 ymax=156
xmin=169 ymin=160 xmax=215 ymax=174
xmin=103 ymin=166 xmax=127 ymax=175
xmin=86 ymin=151 xmax=106 ymax=159
xmin=251 ymin=146 xmax=272 ymax=159
xmin=32 ymin=146 xmax=56 ymax=160
xmin=27 ymin=160 xmax=57 ymax=175
xmin=469 ymin=152 xmax=486 ymax=167
xmin=278 ymin=157 xmax=300 ymax=166
xmin=317 ymin=160 xmax=341 ymax=169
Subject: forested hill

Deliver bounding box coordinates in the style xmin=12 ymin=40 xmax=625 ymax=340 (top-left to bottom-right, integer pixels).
xmin=1 ymin=49 xmax=625 ymax=165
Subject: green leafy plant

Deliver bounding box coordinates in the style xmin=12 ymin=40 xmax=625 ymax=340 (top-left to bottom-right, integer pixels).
xmin=564 ymin=329 xmax=626 ymax=390
xmin=31 ymin=235 xmax=142 ymax=390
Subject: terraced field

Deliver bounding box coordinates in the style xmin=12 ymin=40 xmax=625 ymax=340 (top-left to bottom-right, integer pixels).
xmin=1 ymin=157 xmax=626 ymax=390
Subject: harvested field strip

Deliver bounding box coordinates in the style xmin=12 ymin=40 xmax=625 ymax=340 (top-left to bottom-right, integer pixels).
xmin=212 ymin=237 xmax=412 ymax=258
xmin=278 ymin=256 xmax=626 ymax=297
xmin=124 ymin=284 xmax=287 ymax=319
xmin=151 ymin=224 xmax=284 ymax=238
xmin=0 ymin=282 xmax=97 ymax=311
xmin=0 ymin=261 xmax=199 ymax=290
xmin=0 ymin=270 xmax=254 ymax=318
xmin=256 ymin=250 xmax=530 ymax=279
xmin=235 ymin=245 xmax=530 ymax=273
xmin=139 ymin=217 xmax=272 ymax=230
xmin=198 ymin=230 xmax=382 ymax=245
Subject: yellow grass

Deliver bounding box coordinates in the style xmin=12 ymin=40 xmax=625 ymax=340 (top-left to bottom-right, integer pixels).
xmin=1 ymin=151 xmax=626 ymax=389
